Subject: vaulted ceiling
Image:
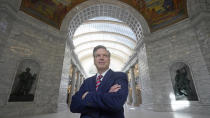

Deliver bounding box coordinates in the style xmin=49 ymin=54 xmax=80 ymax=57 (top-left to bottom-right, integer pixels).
xmin=19 ymin=0 xmax=188 ymax=76
xmin=73 ymin=16 xmax=136 ymax=76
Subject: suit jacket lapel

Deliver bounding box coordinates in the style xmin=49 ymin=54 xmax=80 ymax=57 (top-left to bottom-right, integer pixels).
xmin=98 ymin=69 xmax=113 ymax=92
xmin=90 ymin=74 xmax=97 ymax=91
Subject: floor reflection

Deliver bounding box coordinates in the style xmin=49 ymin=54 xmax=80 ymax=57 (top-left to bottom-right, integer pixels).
xmin=170 ymin=92 xmax=190 ymax=111
xmin=20 ymin=104 xmax=210 ymax=118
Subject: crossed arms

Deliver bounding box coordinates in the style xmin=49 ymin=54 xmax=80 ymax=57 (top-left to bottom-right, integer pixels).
xmin=70 ymin=74 xmax=128 ymax=113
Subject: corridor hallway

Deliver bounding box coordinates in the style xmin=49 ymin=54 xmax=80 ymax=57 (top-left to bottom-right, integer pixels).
xmin=19 ymin=105 xmax=210 ymax=118
xmin=1 ymin=0 xmax=210 ymax=118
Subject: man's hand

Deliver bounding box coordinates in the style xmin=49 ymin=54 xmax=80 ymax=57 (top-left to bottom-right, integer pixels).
xmin=109 ymin=84 xmax=121 ymax=93
xmin=82 ymin=91 xmax=88 ymax=99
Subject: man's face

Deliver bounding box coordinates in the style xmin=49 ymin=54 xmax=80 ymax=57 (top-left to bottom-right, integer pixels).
xmin=94 ymin=48 xmax=110 ymax=73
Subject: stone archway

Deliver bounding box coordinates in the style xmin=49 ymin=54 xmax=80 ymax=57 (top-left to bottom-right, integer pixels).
xmin=61 ymin=0 xmax=150 ymax=40
xmin=60 ymin=0 xmax=151 ymax=81
xmin=58 ymin=0 xmax=151 ymax=111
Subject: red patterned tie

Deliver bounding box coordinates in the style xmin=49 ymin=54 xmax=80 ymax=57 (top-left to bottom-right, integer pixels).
xmin=96 ymin=74 xmax=103 ymax=91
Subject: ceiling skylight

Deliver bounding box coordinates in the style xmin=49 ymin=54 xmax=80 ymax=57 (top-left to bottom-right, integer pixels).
xmin=73 ymin=16 xmax=136 ymax=77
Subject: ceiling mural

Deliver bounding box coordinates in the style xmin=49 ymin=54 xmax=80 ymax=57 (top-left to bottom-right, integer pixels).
xmin=127 ymin=0 xmax=188 ymax=31
xmin=20 ymin=0 xmax=188 ymax=31
xmin=20 ymin=0 xmax=86 ymax=28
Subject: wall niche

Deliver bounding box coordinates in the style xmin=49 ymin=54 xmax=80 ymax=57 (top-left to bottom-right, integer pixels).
xmin=170 ymin=62 xmax=198 ymax=101
xmin=9 ymin=59 xmax=40 ymax=102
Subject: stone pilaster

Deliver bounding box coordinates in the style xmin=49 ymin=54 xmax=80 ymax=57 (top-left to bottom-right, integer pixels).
xmin=70 ymin=66 xmax=76 ymax=98
xmin=130 ymin=66 xmax=137 ymax=106
xmin=75 ymin=71 xmax=81 ymax=92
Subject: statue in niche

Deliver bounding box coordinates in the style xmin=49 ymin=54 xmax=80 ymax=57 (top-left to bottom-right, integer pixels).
xmin=9 ymin=67 xmax=37 ymax=102
xmin=15 ymin=67 xmax=36 ymax=96
xmin=174 ymin=66 xmax=194 ymax=99
xmin=9 ymin=59 xmax=40 ymax=102
xmin=171 ymin=62 xmax=198 ymax=101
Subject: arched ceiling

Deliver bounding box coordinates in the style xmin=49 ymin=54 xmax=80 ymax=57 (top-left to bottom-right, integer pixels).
xmin=20 ymin=0 xmax=188 ymax=32
xmin=73 ymin=16 xmax=136 ymax=76
xmin=19 ymin=0 xmax=188 ymax=76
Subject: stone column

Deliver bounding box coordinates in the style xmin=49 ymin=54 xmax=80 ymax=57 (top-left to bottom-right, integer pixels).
xmin=131 ymin=66 xmax=137 ymax=106
xmin=75 ymin=71 xmax=81 ymax=92
xmin=80 ymin=75 xmax=84 ymax=86
xmin=78 ymin=74 xmax=83 ymax=88
xmin=70 ymin=66 xmax=77 ymax=98
xmin=78 ymin=73 xmax=81 ymax=89
xmin=126 ymin=71 xmax=132 ymax=105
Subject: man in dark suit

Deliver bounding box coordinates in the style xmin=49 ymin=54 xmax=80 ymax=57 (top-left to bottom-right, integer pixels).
xmin=70 ymin=45 xmax=128 ymax=118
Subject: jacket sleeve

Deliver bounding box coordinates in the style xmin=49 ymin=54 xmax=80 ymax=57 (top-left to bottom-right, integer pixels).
xmin=70 ymin=80 xmax=97 ymax=113
xmin=82 ymin=73 xmax=128 ymax=112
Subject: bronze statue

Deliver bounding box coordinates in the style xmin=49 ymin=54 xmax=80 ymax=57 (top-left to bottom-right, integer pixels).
xmin=16 ymin=67 xmax=36 ymax=96
xmin=175 ymin=67 xmax=192 ymax=97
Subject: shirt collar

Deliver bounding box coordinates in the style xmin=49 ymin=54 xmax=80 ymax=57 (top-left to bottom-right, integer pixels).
xmin=96 ymin=68 xmax=110 ymax=81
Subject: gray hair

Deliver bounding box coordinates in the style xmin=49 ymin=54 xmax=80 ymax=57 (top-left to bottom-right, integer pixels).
xmin=93 ymin=45 xmax=110 ymax=57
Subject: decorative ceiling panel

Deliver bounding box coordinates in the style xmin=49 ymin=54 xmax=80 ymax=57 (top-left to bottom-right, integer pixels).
xmin=20 ymin=0 xmax=86 ymax=28
xmin=125 ymin=0 xmax=188 ymax=31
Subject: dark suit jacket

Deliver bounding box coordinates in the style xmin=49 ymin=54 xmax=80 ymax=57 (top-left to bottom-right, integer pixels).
xmin=70 ymin=69 xmax=128 ymax=118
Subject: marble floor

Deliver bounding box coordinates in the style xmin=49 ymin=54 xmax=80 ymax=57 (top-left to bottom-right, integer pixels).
xmin=20 ymin=105 xmax=210 ymax=118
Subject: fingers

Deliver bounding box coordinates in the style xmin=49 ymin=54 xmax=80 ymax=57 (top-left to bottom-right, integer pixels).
xmin=109 ymin=84 xmax=121 ymax=93
xmin=82 ymin=91 xmax=88 ymax=99
xmin=112 ymin=84 xmax=121 ymax=87
xmin=111 ymin=87 xmax=120 ymax=92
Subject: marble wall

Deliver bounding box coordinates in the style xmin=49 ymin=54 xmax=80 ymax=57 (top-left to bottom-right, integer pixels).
xmin=137 ymin=45 xmax=153 ymax=107
xmin=195 ymin=18 xmax=210 ymax=74
xmin=0 ymin=0 xmax=67 ymax=117
xmin=137 ymin=0 xmax=210 ymax=113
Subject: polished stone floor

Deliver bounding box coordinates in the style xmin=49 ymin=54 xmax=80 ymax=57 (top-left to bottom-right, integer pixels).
xmin=20 ymin=105 xmax=210 ymax=118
